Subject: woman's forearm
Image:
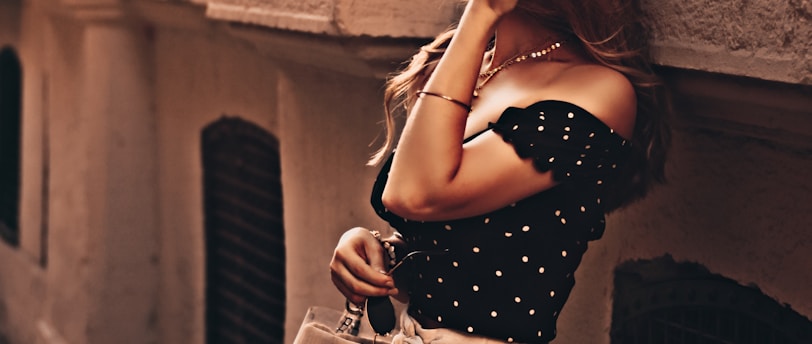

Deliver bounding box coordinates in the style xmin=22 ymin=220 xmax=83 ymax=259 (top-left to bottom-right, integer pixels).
xmin=383 ymin=4 xmax=502 ymax=213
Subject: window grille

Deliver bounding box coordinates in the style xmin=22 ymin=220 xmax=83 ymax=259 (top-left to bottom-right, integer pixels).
xmin=202 ymin=117 xmax=285 ymax=344
xmin=0 ymin=46 xmax=22 ymax=247
xmin=612 ymin=257 xmax=812 ymax=344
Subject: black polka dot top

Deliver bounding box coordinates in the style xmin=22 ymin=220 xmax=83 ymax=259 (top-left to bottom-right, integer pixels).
xmin=371 ymin=100 xmax=632 ymax=343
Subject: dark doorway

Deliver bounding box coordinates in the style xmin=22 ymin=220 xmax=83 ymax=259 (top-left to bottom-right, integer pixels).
xmin=612 ymin=256 xmax=812 ymax=344
xmin=0 ymin=46 xmax=22 ymax=247
xmin=202 ymin=117 xmax=285 ymax=343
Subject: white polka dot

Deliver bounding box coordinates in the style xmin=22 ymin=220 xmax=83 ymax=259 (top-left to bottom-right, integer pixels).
xmin=555 ymin=210 xmax=561 ymax=216
xmin=427 ymin=293 xmax=432 ymax=298
xmin=597 ymin=198 xmax=602 ymax=204
xmin=585 ymin=144 xmax=591 ymax=149
xmin=522 ymin=225 xmax=530 ymax=232
xmin=512 ymin=124 xmax=519 ymax=130
xmin=437 ymin=316 xmax=442 ymax=322
xmin=562 ymin=250 xmax=568 ymax=257
xmin=504 ymin=232 xmax=513 ymax=238
xmin=529 ymin=309 xmax=536 ymax=315
xmin=548 ymin=157 xmax=555 ymax=163
xmin=453 ymin=261 xmax=459 ymax=267
xmin=560 ymin=218 xmax=567 ymax=224
xmin=580 ymin=206 xmax=586 ymax=212
xmin=484 ymin=217 xmax=490 ymax=224
xmin=495 ymin=270 xmax=503 ymax=277
xmin=467 ymin=326 xmax=474 ymax=333
xmin=567 ymin=112 xmax=574 ymax=118
xmin=553 ymin=311 xmax=558 ymax=317
xmin=444 ymin=224 xmax=452 ymax=231
xmin=437 ymin=277 xmax=443 ymax=283
xmin=514 ymin=296 xmax=522 ymax=303
xmin=538 ymin=330 xmax=543 ymax=337
xmin=453 ymin=300 xmax=459 ymax=307
xmin=539 ymin=267 xmax=545 ymax=274
xmin=537 ymin=126 xmax=544 ymax=131
xmin=426 ymin=256 xmax=431 ymax=262
xmin=522 ymin=256 xmax=529 ymax=263
xmin=576 ymin=160 xmax=582 ymax=166
xmin=550 ymin=291 xmax=555 ymax=297
xmin=473 ymin=247 xmax=481 ymax=253
xmin=589 ymin=132 xmax=595 ymax=138
xmin=597 ymin=180 xmax=603 ymax=185
xmin=563 ymin=134 xmax=570 ymax=140
xmin=473 ymin=285 xmax=480 ymax=292
xmin=564 ymin=126 xmax=571 ymax=132
xmin=508 ymin=338 xmax=514 ymax=343
xmin=433 ymin=240 xmax=438 ymax=246
xmin=490 ymin=311 xmax=498 ymax=317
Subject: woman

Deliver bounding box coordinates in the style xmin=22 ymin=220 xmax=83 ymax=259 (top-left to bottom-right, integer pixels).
xmin=330 ymin=0 xmax=670 ymax=342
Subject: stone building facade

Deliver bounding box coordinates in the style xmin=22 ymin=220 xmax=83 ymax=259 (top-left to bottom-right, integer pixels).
xmin=0 ymin=0 xmax=809 ymax=343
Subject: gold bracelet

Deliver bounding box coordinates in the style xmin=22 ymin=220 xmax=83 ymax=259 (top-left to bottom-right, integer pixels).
xmin=416 ymin=90 xmax=472 ymax=113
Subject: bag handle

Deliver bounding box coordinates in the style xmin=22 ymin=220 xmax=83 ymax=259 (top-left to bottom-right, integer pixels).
xmin=336 ymin=300 xmax=365 ymax=335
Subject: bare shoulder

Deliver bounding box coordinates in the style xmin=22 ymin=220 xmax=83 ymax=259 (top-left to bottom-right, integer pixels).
xmin=553 ymin=63 xmax=637 ymax=138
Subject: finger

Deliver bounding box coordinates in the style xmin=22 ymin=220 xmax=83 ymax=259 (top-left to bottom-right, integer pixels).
xmin=331 ymin=251 xmax=393 ymax=293
xmin=364 ymin=235 xmax=387 ymax=274
xmin=331 ymin=261 xmax=392 ymax=299
xmin=345 ymin=249 xmax=394 ymax=289
xmin=331 ymin=272 xmax=366 ymax=306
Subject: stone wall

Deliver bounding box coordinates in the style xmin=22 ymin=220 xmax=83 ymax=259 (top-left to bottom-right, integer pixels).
xmin=643 ymin=0 xmax=811 ymax=84
xmin=0 ymin=0 xmax=808 ymax=344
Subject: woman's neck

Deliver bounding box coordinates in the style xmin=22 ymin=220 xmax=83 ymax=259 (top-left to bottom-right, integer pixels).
xmin=489 ymin=12 xmax=572 ymax=68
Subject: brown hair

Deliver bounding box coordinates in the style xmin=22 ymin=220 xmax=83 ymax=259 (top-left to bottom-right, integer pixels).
xmin=371 ymin=0 xmax=671 ymax=212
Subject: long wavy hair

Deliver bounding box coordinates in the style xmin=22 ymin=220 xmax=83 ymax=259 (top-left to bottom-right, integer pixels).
xmin=371 ymin=0 xmax=671 ymax=212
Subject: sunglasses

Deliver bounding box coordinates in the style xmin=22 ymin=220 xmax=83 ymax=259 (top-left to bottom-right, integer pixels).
xmin=337 ymin=248 xmax=449 ymax=337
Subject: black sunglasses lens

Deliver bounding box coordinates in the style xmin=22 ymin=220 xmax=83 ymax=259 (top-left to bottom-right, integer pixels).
xmin=367 ymin=296 xmax=396 ymax=335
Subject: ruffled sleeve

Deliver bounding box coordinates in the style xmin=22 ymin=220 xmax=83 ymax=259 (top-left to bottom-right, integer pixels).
xmin=489 ymin=100 xmax=631 ymax=182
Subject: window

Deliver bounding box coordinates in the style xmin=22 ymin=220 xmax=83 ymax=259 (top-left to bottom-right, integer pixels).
xmin=202 ymin=117 xmax=285 ymax=343
xmin=0 ymin=46 xmax=22 ymax=247
xmin=612 ymin=256 xmax=812 ymax=344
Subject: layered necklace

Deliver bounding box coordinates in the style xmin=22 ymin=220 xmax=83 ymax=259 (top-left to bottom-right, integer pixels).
xmin=473 ymin=40 xmax=565 ymax=97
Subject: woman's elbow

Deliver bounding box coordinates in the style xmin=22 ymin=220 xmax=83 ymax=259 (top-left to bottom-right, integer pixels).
xmin=381 ymin=186 xmax=443 ymax=221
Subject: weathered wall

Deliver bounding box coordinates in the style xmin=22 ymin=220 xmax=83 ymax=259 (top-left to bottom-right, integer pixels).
xmin=0 ymin=0 xmax=809 ymax=344
xmin=561 ymin=122 xmax=812 ymax=342
xmin=204 ymin=0 xmax=460 ymax=37
xmin=643 ymin=0 xmax=812 ymax=84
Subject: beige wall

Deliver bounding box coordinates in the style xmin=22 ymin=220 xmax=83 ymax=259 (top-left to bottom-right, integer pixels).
xmin=643 ymin=0 xmax=811 ymax=84
xmin=0 ymin=0 xmax=809 ymax=343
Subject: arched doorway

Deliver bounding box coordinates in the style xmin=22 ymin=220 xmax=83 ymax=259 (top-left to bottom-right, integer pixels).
xmin=0 ymin=46 xmax=22 ymax=247
xmin=202 ymin=117 xmax=285 ymax=343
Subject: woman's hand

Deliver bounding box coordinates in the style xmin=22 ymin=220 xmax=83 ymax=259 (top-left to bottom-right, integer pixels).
xmin=467 ymin=0 xmax=519 ymax=19
xmin=329 ymin=227 xmax=397 ymax=306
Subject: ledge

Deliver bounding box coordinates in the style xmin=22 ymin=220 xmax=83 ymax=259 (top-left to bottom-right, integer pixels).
xmin=203 ymin=0 xmax=460 ymax=38
xmin=660 ymin=66 xmax=812 ymax=153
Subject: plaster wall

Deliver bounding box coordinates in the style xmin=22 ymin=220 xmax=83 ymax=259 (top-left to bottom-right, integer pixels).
xmin=643 ymin=0 xmax=812 ymax=84
xmin=0 ymin=0 xmax=21 ymax=47
xmin=146 ymin=6 xmax=391 ymax=344
xmin=559 ymin=127 xmax=812 ymax=342
xmin=0 ymin=0 xmax=809 ymax=344
xmin=151 ymin=17 xmax=281 ymax=344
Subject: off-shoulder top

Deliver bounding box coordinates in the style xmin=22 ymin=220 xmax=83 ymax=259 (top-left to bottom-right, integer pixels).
xmin=370 ymin=100 xmax=632 ymax=343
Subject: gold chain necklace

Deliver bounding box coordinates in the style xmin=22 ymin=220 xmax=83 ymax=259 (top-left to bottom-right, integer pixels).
xmin=473 ymin=41 xmax=564 ymax=97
